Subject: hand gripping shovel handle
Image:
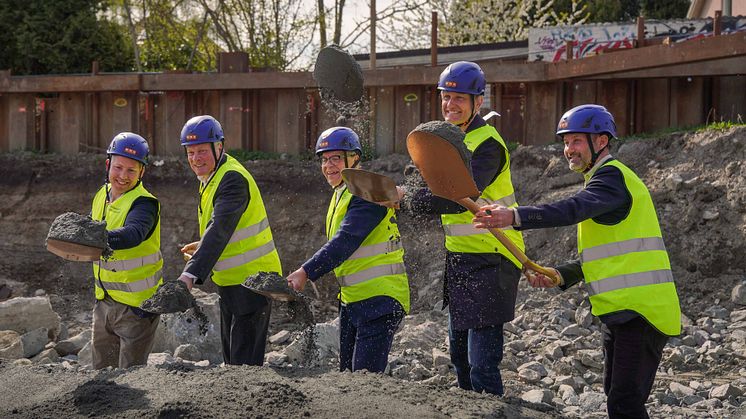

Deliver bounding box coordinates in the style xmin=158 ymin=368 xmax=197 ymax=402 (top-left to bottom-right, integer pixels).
xmin=457 ymin=198 xmax=561 ymax=286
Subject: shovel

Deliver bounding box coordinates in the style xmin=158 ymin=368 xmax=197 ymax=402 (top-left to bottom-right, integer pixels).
xmin=406 ymin=124 xmax=561 ymax=285
xmin=242 ymin=272 xmax=316 ymax=302
xmin=341 ymin=168 xmax=400 ymax=208
xmin=46 ymin=239 xmax=103 ymax=262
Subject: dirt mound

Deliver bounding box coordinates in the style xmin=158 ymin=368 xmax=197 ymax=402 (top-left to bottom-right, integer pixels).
xmin=0 ymin=361 xmax=555 ymax=418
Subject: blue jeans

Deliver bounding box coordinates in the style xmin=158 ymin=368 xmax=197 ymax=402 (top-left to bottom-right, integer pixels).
xmin=448 ymin=319 xmax=505 ymax=395
xmin=339 ymin=304 xmax=404 ymax=373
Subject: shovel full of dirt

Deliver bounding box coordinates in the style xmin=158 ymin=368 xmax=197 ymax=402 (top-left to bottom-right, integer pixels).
xmin=341 ymin=168 xmax=400 ymax=208
xmin=140 ymin=280 xmax=196 ymax=314
xmin=45 ymin=212 xmax=112 ymax=262
xmin=243 ymin=272 xmax=309 ymax=302
xmin=406 ymin=121 xmax=561 ymax=285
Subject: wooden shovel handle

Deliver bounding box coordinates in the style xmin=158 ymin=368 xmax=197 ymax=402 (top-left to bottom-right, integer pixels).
xmin=457 ymin=198 xmax=561 ymax=286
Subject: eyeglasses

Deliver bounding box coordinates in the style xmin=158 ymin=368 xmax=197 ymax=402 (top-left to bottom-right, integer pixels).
xmin=319 ymin=155 xmax=346 ymax=165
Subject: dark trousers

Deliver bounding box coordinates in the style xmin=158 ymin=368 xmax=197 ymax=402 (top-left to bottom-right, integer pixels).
xmin=218 ymin=285 xmax=271 ymax=366
xmin=449 ymin=319 xmax=505 ymax=396
xmin=603 ymin=316 xmax=668 ymax=419
xmin=339 ymin=305 xmax=404 ymax=373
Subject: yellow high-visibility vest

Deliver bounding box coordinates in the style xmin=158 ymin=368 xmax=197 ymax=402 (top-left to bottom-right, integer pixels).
xmin=327 ymin=186 xmax=410 ymax=313
xmin=199 ymin=154 xmax=282 ymax=286
xmin=579 ymin=159 xmax=681 ymax=336
xmin=91 ymin=182 xmax=162 ymax=307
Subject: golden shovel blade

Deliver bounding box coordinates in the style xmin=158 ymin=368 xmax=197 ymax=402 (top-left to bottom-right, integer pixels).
xmin=341 ymin=168 xmax=400 ymax=208
xmin=406 ymin=130 xmax=479 ymax=201
xmin=46 ymin=238 xmax=103 ymax=262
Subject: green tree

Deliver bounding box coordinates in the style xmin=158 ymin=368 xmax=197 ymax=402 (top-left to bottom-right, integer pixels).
xmin=441 ymin=0 xmax=586 ymax=45
xmin=554 ymin=0 xmax=689 ymax=23
xmin=0 ymin=0 xmax=133 ymax=74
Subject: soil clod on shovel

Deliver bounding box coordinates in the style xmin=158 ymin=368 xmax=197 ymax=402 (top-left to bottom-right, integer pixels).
xmin=140 ymin=280 xmax=196 ymax=314
xmin=45 ymin=212 xmax=112 ymax=261
xmin=242 ymin=272 xmax=307 ymax=302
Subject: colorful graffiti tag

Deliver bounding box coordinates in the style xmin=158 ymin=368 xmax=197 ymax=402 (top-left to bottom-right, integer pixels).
xmin=529 ymin=17 xmax=746 ymax=62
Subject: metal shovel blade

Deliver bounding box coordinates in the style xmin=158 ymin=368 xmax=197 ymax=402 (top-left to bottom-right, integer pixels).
xmin=406 ymin=129 xmax=480 ymax=201
xmin=341 ymin=168 xmax=399 ymax=208
xmin=46 ymin=238 xmax=103 ymax=262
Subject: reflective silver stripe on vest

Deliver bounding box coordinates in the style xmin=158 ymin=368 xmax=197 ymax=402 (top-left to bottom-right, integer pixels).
xmin=228 ymin=218 xmax=270 ymax=244
xmin=348 ymin=240 xmax=403 ymax=260
xmin=586 ymin=269 xmax=674 ymax=296
xmin=337 ymin=263 xmax=406 ymax=287
xmin=580 ymin=237 xmax=667 ymax=263
xmin=213 ymin=241 xmax=277 ymax=271
xmin=98 ymin=270 xmax=162 ymax=293
xmin=475 ymin=194 xmax=517 ymax=208
xmin=443 ymin=223 xmax=514 ymax=236
xmin=97 ymin=251 xmax=162 ymax=272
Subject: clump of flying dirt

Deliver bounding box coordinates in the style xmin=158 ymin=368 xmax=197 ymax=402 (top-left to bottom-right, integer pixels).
xmin=313 ymin=45 xmax=364 ymax=104
xmin=140 ymin=281 xmax=196 ymax=314
xmin=245 ymin=272 xmax=318 ymax=364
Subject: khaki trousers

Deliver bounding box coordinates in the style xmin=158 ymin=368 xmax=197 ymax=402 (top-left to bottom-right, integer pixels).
xmin=91 ymin=296 xmax=159 ymax=369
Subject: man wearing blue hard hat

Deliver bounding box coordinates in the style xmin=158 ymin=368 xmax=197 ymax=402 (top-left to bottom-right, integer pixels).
xmin=473 ymin=104 xmax=681 ymax=417
xmin=91 ymin=132 xmax=163 ymax=369
xmin=176 ymin=115 xmax=282 ymax=366
xmin=401 ymin=61 xmax=524 ymax=396
xmin=287 ymin=126 xmax=410 ymax=373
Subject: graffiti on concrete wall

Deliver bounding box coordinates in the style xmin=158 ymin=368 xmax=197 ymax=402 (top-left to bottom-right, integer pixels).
xmin=529 ymin=17 xmax=746 ymax=62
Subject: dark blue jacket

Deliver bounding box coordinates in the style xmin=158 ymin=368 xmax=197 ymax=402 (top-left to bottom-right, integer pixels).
xmin=515 ymin=157 xmax=638 ymax=325
xmin=303 ymin=189 xmax=401 ymax=321
xmin=107 ymin=194 xmax=158 ymax=250
xmin=408 ymin=115 xmax=520 ymax=330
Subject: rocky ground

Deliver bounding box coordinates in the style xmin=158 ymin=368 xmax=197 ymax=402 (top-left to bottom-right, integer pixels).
xmin=0 ymin=125 xmax=745 ymax=418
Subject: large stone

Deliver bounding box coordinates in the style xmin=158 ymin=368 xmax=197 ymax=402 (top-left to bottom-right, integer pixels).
xmin=20 ymin=327 xmax=49 ymax=358
xmin=0 ymin=330 xmax=23 ymax=359
xmin=54 ymin=329 xmax=91 ymax=356
xmin=558 ymin=384 xmax=577 ymax=401
xmin=577 ymin=349 xmax=604 ymax=370
xmin=732 ymin=284 xmax=746 ymax=306
xmin=709 ymin=383 xmax=743 ymax=400
xmin=432 ymin=348 xmax=450 ymax=368
xmin=151 ymin=292 xmax=222 ymax=364
xmin=521 ymin=389 xmax=553 ymax=404
xmin=148 ymin=352 xmax=176 ymax=366
xmin=269 ymin=330 xmax=291 ymax=345
xmin=730 ymin=309 xmax=746 ymax=323
xmin=670 ymin=382 xmax=695 ymax=397
xmin=174 ymin=344 xmax=202 ymax=361
xmin=0 ymin=297 xmax=61 ymax=340
xmin=578 ymin=391 xmax=606 ymax=412
xmin=32 ymin=348 xmax=60 ymax=364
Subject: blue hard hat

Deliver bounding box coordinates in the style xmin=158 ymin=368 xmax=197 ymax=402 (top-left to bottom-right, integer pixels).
xmin=180 ymin=115 xmax=224 ymax=146
xmin=556 ymin=104 xmax=617 ymax=138
xmin=107 ymin=132 xmax=149 ymax=165
xmin=315 ymin=127 xmax=362 ymax=156
xmin=437 ymin=61 xmax=486 ymax=96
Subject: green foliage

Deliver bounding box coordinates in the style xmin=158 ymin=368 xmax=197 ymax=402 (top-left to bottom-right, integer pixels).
xmin=553 ymin=0 xmax=689 ymax=23
xmin=441 ymin=0 xmax=587 ymax=45
xmin=695 ymin=120 xmax=746 ymax=133
xmin=0 ymin=0 xmax=133 ymax=74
